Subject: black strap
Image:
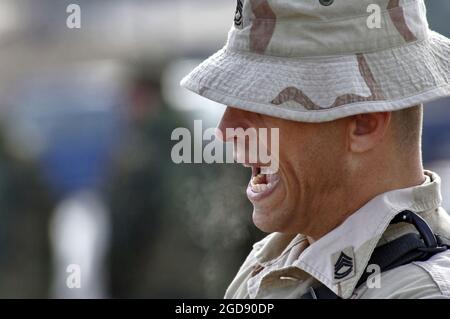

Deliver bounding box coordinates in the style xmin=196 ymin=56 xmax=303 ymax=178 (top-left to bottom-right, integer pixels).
xmin=301 ymin=210 xmax=449 ymax=299
xmin=356 ymin=233 xmax=429 ymax=286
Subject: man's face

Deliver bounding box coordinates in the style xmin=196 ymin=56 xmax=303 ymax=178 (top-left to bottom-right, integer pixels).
xmin=217 ymin=107 xmax=349 ymax=235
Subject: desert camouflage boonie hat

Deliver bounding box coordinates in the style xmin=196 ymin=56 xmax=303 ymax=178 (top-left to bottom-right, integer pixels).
xmin=180 ymin=0 xmax=450 ymax=123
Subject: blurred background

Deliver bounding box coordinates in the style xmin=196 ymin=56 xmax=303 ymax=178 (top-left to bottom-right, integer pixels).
xmin=0 ymin=0 xmax=447 ymax=298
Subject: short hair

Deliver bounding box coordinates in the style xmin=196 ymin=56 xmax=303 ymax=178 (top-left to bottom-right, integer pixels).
xmin=391 ymin=104 xmax=423 ymax=153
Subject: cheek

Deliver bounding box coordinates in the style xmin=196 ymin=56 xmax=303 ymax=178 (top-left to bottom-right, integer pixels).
xmin=279 ymin=136 xmax=336 ymax=200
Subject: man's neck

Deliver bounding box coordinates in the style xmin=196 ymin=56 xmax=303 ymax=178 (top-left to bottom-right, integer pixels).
xmin=305 ymin=164 xmax=425 ymax=243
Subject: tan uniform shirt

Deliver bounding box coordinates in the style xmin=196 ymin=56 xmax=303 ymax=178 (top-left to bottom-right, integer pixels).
xmin=225 ymin=171 xmax=450 ymax=299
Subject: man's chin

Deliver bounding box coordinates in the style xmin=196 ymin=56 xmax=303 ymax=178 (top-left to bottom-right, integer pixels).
xmin=249 ymin=183 xmax=289 ymax=232
xmin=252 ymin=207 xmax=282 ymax=233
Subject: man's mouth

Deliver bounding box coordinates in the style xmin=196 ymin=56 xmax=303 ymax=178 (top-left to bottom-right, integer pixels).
xmin=246 ymin=165 xmax=280 ymax=201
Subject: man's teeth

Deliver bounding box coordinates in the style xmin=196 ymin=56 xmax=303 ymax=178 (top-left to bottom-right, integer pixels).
xmin=251 ymin=183 xmax=269 ymax=193
xmin=248 ymin=166 xmax=280 ymax=193
xmin=251 ymin=173 xmax=266 ymax=185
xmin=250 ymin=172 xmax=271 ymax=193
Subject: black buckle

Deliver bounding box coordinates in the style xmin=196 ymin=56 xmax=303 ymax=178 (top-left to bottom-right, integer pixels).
xmin=391 ymin=210 xmax=447 ymax=253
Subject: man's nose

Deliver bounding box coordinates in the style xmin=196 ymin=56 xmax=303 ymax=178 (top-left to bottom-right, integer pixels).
xmin=216 ymin=107 xmax=249 ymax=142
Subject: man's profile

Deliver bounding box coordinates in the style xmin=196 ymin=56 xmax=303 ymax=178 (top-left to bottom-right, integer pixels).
xmin=181 ymin=0 xmax=450 ymax=299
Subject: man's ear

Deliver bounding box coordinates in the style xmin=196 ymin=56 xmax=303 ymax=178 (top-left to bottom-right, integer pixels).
xmin=348 ymin=112 xmax=392 ymax=153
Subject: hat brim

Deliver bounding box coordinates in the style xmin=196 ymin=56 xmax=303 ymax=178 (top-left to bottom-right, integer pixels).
xmin=180 ymin=31 xmax=450 ymax=123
